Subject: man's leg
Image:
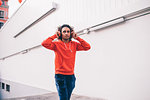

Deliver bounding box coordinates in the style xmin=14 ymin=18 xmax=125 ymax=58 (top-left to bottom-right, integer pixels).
xmin=66 ymin=75 xmax=76 ymax=100
xmin=55 ymin=74 xmax=68 ymax=100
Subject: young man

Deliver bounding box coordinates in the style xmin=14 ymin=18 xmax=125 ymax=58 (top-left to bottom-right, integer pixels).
xmin=41 ymin=24 xmax=91 ymax=100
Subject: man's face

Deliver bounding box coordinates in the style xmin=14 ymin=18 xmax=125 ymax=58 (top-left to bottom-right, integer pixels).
xmin=61 ymin=27 xmax=71 ymax=40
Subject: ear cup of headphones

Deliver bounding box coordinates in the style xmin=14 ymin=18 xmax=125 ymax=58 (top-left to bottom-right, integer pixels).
xmin=58 ymin=33 xmax=61 ymax=37
xmin=71 ymin=31 xmax=73 ymax=37
xmin=57 ymin=31 xmax=61 ymax=37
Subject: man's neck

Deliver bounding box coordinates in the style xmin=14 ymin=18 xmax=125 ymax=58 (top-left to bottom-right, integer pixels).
xmin=62 ymin=39 xmax=69 ymax=43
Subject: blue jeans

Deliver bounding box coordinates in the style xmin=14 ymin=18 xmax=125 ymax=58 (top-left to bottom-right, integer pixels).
xmin=55 ymin=74 xmax=76 ymax=100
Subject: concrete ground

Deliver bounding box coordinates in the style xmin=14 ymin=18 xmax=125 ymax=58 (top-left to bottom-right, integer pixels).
xmin=3 ymin=92 xmax=104 ymax=100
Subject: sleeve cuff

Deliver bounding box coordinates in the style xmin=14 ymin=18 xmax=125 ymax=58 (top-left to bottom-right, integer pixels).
xmin=76 ymin=37 xmax=83 ymax=41
xmin=50 ymin=34 xmax=57 ymax=39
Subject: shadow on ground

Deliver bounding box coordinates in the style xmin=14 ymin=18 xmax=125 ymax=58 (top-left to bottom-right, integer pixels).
xmin=3 ymin=92 xmax=105 ymax=100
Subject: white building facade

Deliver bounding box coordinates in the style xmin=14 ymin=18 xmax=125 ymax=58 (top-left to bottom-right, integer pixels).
xmin=0 ymin=0 xmax=150 ymax=100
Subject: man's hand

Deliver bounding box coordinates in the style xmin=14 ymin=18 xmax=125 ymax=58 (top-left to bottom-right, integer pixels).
xmin=72 ymin=30 xmax=78 ymax=39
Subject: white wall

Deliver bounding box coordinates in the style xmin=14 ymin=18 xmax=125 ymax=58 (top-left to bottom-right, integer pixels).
xmin=0 ymin=0 xmax=150 ymax=100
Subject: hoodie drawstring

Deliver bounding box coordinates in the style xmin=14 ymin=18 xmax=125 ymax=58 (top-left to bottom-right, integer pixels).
xmin=64 ymin=42 xmax=72 ymax=52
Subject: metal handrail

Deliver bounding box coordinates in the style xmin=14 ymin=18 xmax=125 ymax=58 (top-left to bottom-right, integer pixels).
xmin=13 ymin=5 xmax=57 ymax=38
xmin=0 ymin=7 xmax=150 ymax=60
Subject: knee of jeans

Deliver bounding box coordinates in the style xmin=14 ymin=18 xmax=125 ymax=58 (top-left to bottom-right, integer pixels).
xmin=59 ymin=90 xmax=68 ymax=100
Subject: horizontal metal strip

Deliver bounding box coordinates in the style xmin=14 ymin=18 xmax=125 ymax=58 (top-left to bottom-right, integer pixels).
xmin=13 ymin=2 xmax=57 ymax=38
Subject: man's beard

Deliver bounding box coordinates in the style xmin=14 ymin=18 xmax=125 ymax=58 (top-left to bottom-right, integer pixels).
xmin=63 ymin=36 xmax=70 ymax=41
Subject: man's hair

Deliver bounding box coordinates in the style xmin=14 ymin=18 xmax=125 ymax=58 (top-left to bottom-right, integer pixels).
xmin=58 ymin=24 xmax=73 ymax=41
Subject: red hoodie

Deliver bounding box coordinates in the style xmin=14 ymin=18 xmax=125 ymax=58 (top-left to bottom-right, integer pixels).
xmin=41 ymin=34 xmax=91 ymax=75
